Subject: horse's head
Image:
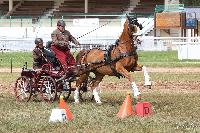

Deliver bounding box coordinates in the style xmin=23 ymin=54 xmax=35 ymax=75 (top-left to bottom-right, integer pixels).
xmin=125 ymin=15 xmax=143 ymax=35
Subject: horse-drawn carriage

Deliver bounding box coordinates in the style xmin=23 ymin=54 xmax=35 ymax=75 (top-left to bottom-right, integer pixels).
xmin=14 ymin=15 xmax=151 ymax=103
xmin=14 ymin=46 xmax=92 ymax=103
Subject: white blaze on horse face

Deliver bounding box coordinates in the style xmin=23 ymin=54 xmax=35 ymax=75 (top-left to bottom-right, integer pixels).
xmin=131 ymin=82 xmax=141 ymax=97
xmin=132 ymin=26 xmax=141 ymax=36
xmin=74 ymin=88 xmax=79 ymax=103
xmin=142 ymin=66 xmax=152 ymax=86
xmin=93 ymin=88 xmax=102 ymax=104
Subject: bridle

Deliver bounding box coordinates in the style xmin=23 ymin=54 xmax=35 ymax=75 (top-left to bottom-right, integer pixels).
xmin=118 ymin=16 xmax=142 ymax=47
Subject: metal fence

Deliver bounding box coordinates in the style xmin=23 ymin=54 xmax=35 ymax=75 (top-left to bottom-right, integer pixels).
xmin=1 ymin=37 xmax=200 ymax=52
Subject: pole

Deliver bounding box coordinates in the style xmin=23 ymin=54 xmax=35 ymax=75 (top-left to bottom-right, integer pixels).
xmin=21 ymin=18 xmax=22 ymax=27
xmin=85 ymin=0 xmax=88 ymax=13
xmin=10 ymin=58 xmax=12 ymax=73
xmin=50 ymin=17 xmax=53 ymax=27
xmin=85 ymin=0 xmax=88 ymax=18
xmin=9 ymin=0 xmax=13 ymax=12
xmin=9 ymin=16 xmax=11 ymax=27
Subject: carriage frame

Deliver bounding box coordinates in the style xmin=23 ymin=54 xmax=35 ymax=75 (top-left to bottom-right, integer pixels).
xmin=14 ymin=58 xmax=93 ymax=103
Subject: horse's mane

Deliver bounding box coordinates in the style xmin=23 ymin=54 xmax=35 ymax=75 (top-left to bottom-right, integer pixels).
xmin=119 ymin=20 xmax=129 ymax=41
xmin=123 ymin=19 xmax=129 ymax=32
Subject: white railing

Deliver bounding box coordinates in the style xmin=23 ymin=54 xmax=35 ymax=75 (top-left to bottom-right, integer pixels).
xmin=140 ymin=36 xmax=200 ymax=51
xmin=1 ymin=36 xmax=200 ymax=60
xmin=172 ymin=41 xmax=200 ymax=60
xmin=0 ymin=38 xmax=34 ymax=51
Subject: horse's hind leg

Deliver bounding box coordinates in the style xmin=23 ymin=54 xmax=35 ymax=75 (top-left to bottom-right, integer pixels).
xmin=142 ymin=66 xmax=151 ymax=87
xmin=90 ymin=74 xmax=104 ymax=104
xmin=134 ymin=64 xmax=152 ymax=88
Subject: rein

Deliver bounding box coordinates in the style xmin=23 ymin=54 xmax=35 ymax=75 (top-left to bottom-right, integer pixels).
xmin=76 ymin=21 xmax=112 ymax=39
xmin=71 ymin=20 xmax=113 ymax=56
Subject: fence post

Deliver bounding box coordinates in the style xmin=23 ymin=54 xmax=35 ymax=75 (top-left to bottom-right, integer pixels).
xmin=9 ymin=16 xmax=12 ymax=27
xmin=21 ymin=18 xmax=23 ymax=27
xmin=0 ymin=58 xmax=2 ymax=67
xmin=10 ymin=58 xmax=12 ymax=73
xmin=51 ymin=17 xmax=53 ymax=27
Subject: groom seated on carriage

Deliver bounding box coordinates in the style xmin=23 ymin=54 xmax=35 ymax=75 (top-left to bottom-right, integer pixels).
xmin=32 ymin=38 xmax=48 ymax=69
xmin=32 ymin=38 xmax=60 ymax=70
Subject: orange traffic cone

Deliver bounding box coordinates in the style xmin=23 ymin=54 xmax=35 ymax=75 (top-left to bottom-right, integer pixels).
xmin=59 ymin=96 xmax=73 ymax=121
xmin=117 ymin=93 xmax=134 ymax=119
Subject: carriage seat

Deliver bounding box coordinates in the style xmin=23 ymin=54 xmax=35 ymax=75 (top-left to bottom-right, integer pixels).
xmin=21 ymin=68 xmax=36 ymax=78
xmin=46 ymin=41 xmax=52 ymax=49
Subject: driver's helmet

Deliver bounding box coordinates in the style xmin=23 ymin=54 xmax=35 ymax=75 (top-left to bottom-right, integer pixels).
xmin=35 ymin=38 xmax=43 ymax=45
xmin=57 ymin=20 xmax=66 ymax=27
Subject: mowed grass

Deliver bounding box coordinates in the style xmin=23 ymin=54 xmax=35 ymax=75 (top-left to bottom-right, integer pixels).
xmin=1 ymin=92 xmax=200 ymax=133
xmin=1 ymin=72 xmax=200 ymax=132
xmin=0 ymin=52 xmax=33 ymax=68
xmin=0 ymin=51 xmax=200 ymax=68
xmin=138 ymin=51 xmax=200 ymax=67
xmin=0 ymin=50 xmax=200 ymax=132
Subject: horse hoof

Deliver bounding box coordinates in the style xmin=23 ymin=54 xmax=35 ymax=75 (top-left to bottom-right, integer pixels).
xmin=74 ymin=101 xmax=80 ymax=104
xmin=135 ymin=95 xmax=141 ymax=102
xmin=96 ymin=101 xmax=102 ymax=104
xmin=144 ymin=85 xmax=151 ymax=89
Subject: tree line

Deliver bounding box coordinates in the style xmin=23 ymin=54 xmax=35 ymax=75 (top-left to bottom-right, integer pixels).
xmin=180 ymin=0 xmax=200 ymax=6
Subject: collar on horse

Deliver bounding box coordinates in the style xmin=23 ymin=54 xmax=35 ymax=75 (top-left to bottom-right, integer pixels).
xmin=104 ymin=35 xmax=139 ymax=62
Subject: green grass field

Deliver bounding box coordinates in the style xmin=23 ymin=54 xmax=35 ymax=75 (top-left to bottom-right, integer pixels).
xmin=0 ymin=51 xmax=200 ymax=68
xmin=1 ymin=91 xmax=200 ymax=133
xmin=0 ymin=51 xmax=200 ymax=132
xmin=1 ymin=72 xmax=200 ymax=132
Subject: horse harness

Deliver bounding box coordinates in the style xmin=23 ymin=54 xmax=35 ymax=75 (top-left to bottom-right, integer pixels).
xmin=104 ymin=37 xmax=138 ymax=78
xmin=77 ymin=16 xmax=141 ymax=78
xmin=79 ymin=35 xmax=139 ymax=78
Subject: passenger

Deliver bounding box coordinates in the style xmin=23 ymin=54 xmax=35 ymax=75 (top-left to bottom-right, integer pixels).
xmin=32 ymin=38 xmax=47 ymax=69
xmin=51 ymin=19 xmax=80 ymax=71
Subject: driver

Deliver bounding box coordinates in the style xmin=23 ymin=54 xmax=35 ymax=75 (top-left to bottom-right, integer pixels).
xmin=51 ymin=19 xmax=80 ymax=71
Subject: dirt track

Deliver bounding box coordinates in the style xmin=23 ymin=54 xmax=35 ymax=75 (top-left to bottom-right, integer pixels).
xmin=1 ymin=67 xmax=200 ymax=73
xmin=0 ymin=67 xmax=200 ymax=95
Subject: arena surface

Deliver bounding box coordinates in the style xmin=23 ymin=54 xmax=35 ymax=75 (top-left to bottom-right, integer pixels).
xmin=1 ymin=67 xmax=200 ymax=95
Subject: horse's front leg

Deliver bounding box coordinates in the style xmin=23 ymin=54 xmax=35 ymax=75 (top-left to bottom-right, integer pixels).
xmin=74 ymin=87 xmax=79 ymax=103
xmin=75 ymin=73 xmax=89 ymax=103
xmin=116 ymin=63 xmax=141 ymax=101
xmin=134 ymin=64 xmax=152 ymax=88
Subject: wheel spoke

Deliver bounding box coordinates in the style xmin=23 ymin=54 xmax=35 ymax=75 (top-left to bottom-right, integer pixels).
xmin=40 ymin=76 xmax=57 ymax=102
xmin=14 ymin=76 xmax=31 ymax=102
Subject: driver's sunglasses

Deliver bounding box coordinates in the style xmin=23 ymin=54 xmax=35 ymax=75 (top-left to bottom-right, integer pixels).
xmin=59 ymin=25 xmax=65 ymax=27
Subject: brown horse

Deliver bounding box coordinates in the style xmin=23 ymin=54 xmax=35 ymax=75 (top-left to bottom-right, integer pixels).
xmin=74 ymin=15 xmax=151 ymax=103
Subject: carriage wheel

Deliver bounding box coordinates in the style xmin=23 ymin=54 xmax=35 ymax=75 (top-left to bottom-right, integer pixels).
xmin=79 ymin=76 xmax=94 ymax=102
xmin=40 ymin=76 xmax=57 ymax=103
xmin=14 ymin=76 xmax=32 ymax=102
xmin=29 ymin=76 xmax=46 ymax=102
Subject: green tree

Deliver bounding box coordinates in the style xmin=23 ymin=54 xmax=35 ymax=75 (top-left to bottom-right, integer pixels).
xmin=180 ymin=0 xmax=200 ymax=6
